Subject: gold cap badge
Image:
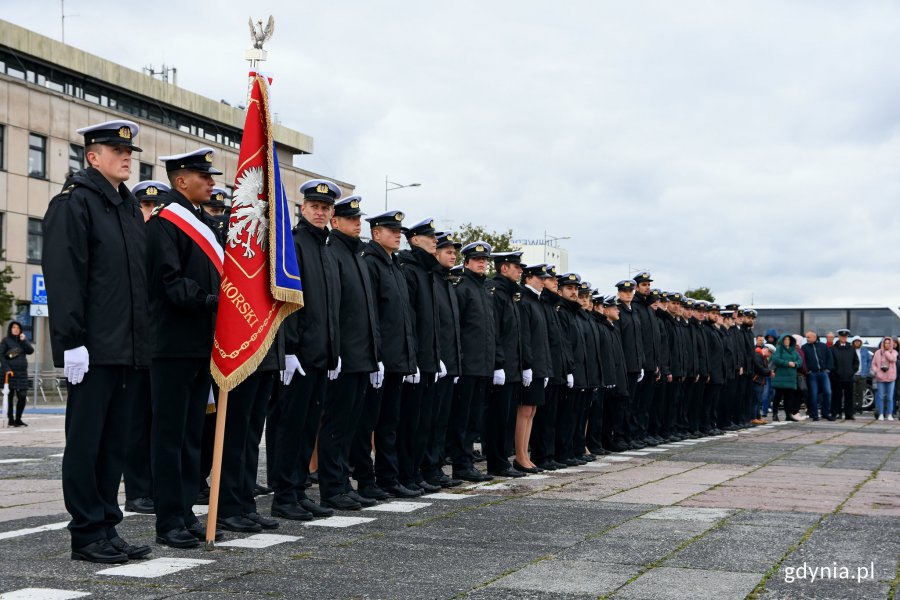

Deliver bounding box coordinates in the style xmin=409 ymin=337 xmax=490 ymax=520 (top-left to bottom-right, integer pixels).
xmin=395 ymin=212 xmax=405 ymax=221
xmin=350 ymin=199 xmax=359 ymax=209
xmin=204 ymin=152 xmax=213 ymax=163
xmin=118 ymin=126 xmax=131 ymax=139
xmin=215 ymin=193 xmax=224 ymax=201
xmin=146 ymin=186 xmax=158 ymax=196
xmin=446 ymin=234 xmax=453 ymax=241
xmin=316 ymin=183 xmax=329 ymax=194
xmin=475 ymin=244 xmax=485 ymax=252
xmin=568 ymin=274 xmax=576 ymax=280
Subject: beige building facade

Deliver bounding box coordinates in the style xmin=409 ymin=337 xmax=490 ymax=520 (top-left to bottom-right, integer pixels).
xmin=0 ymin=19 xmax=353 ymax=380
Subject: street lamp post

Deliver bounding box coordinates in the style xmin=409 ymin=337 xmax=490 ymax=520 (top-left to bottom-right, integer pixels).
xmin=543 ymin=230 xmax=571 ymax=263
xmin=385 ymin=175 xmax=422 ymax=210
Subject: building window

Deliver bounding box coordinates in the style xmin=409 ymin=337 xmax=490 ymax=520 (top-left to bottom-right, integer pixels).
xmin=0 ymin=125 xmax=5 ymax=171
xmin=139 ymin=162 xmax=154 ymax=181
xmin=28 ymin=133 xmax=46 ymax=179
xmin=68 ymin=143 xmax=84 ymax=177
xmin=0 ymin=213 xmax=5 ymax=252
xmin=27 ymin=218 xmax=43 ymax=264
xmin=294 ymin=203 xmax=302 ymax=226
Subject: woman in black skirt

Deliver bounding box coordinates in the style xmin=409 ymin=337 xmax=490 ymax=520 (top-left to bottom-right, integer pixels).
xmin=1 ymin=321 xmax=34 ymax=426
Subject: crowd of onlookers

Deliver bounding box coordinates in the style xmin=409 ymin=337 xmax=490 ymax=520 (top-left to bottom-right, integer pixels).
xmin=752 ymin=329 xmax=897 ymax=422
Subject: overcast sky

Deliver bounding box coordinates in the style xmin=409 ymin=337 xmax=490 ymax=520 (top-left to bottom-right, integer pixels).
xmin=6 ymin=1 xmax=900 ymax=305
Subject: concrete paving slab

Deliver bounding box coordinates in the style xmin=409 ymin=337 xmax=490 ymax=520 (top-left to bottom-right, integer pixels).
xmin=612 ymin=566 xmax=762 ymax=599
xmin=489 ymin=558 xmax=641 ymax=595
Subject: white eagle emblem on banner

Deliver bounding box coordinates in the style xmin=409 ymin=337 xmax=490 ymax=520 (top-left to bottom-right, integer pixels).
xmin=228 ymin=167 xmax=269 ymax=258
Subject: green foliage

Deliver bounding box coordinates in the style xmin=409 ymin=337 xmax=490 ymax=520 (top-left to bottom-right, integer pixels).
xmin=452 ymin=223 xmax=514 ymax=275
xmin=0 ymin=250 xmax=17 ymax=324
xmin=684 ymin=286 xmax=715 ymax=302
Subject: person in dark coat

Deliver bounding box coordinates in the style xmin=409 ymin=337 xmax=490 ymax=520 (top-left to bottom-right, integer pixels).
xmin=483 ymin=252 xmax=526 ymax=478
xmin=268 ymin=181 xmax=342 ymax=522
xmin=146 ymin=148 xmax=223 ymax=549
xmin=554 ymin=273 xmax=586 ymax=466
xmin=655 ymin=294 xmax=682 ymax=442
xmin=422 ymin=232 xmax=463 ymax=488
xmin=647 ymin=290 xmax=671 ymax=443
xmin=43 ymin=120 xmax=151 ymax=563
xmin=701 ymin=304 xmax=726 ymax=434
xmin=632 ymin=272 xmax=661 ymax=445
xmin=352 ymin=210 xmax=419 ymax=503
xmin=573 ymin=282 xmax=601 ymax=462
xmin=448 ymin=241 xmax=496 ymax=482
xmin=614 ymin=279 xmax=644 ymax=448
xmin=599 ymin=295 xmax=631 ymax=451
xmin=396 ymin=217 xmax=444 ymax=493
xmin=586 ymin=294 xmax=616 ymax=455
xmin=801 ymin=331 xmax=835 ymax=421
xmin=530 ymin=266 xmax=572 ymax=470
xmin=1 ymin=321 xmax=33 ymax=427
xmin=516 ymin=264 xmax=552 ymax=472
xmin=831 ymin=328 xmax=860 ymax=420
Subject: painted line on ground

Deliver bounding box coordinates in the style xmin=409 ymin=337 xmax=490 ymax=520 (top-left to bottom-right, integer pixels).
xmin=97 ymin=557 xmax=213 ymax=578
xmin=304 ymin=516 xmax=376 ymax=528
xmin=363 ymin=501 xmax=432 ymax=513
xmin=0 ymin=589 xmax=90 ymax=599
xmin=216 ymin=533 xmax=300 ymax=549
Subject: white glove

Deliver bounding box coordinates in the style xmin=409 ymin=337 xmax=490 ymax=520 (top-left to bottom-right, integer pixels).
xmin=369 ymin=361 xmax=385 ymax=389
xmin=64 ymin=346 xmax=89 ymax=385
xmin=522 ymin=368 xmax=533 ymax=387
xmin=453 ymin=376 xmax=459 ymax=384
xmin=637 ymin=369 xmax=645 ymax=383
xmin=437 ymin=361 xmax=447 ymax=380
xmin=493 ymin=369 xmax=506 ymax=386
xmin=404 ymin=367 xmax=421 ymax=384
xmin=281 ymin=354 xmax=305 ymax=386
xmin=544 ymin=378 xmax=549 ymax=388
xmin=327 ymin=357 xmax=342 ymax=381
xmin=566 ymin=373 xmax=574 ymax=388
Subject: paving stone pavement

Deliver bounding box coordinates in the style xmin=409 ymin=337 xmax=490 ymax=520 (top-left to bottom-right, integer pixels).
xmin=0 ymin=412 xmax=898 ymax=599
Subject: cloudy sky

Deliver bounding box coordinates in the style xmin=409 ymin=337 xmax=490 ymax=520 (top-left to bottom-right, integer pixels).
xmin=6 ymin=1 xmax=900 ymax=305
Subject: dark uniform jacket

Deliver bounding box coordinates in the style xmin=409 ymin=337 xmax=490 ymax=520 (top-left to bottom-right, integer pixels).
xmin=723 ymin=326 xmax=739 ymax=379
xmin=658 ymin=310 xmax=686 ymax=379
xmin=655 ymin=309 xmax=671 ymax=377
xmin=541 ymin=289 xmax=570 ymax=384
xmin=433 ymin=265 xmax=461 ymax=377
xmin=831 ymin=342 xmax=859 ymax=382
xmin=328 ymin=230 xmax=379 ymax=374
xmin=145 ymin=190 xmax=219 ymax=359
xmin=592 ymin=312 xmax=617 ymax=388
xmin=0 ymin=332 xmax=34 ymax=390
xmin=617 ymin=301 xmax=644 ymax=374
xmin=603 ymin=318 xmax=630 ymax=396
xmin=557 ymin=296 xmax=586 ymax=386
xmin=519 ymin=287 xmax=552 ymax=381
xmin=689 ymin=317 xmax=709 ymax=379
xmin=703 ymin=321 xmax=726 ymax=384
xmin=283 ymin=218 xmax=340 ymax=371
xmin=456 ymin=268 xmax=496 ymax=378
xmin=633 ymin=293 xmax=660 ymax=372
xmin=488 ymin=275 xmax=523 ymax=383
xmin=741 ymin=324 xmax=756 ymax=374
xmin=574 ymin=308 xmax=601 ymax=389
xmin=43 ymin=167 xmax=150 ymax=368
xmin=362 ymin=241 xmax=416 ymax=375
xmin=397 ymin=247 xmax=440 ymax=374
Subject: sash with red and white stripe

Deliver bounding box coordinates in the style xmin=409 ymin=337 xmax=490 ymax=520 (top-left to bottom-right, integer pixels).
xmin=158 ymin=203 xmax=224 ymax=276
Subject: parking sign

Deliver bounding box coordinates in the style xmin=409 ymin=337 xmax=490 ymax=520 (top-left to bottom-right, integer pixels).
xmin=32 ymin=274 xmax=47 ymax=305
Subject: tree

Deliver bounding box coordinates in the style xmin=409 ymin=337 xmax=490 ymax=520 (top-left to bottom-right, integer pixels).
xmin=0 ymin=251 xmax=16 ymax=324
xmin=452 ymin=223 xmax=514 ymax=275
xmin=684 ymin=286 xmax=715 ymax=302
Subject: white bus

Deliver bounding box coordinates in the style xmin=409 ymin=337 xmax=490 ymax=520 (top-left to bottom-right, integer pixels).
xmin=751 ymin=305 xmax=900 ymax=347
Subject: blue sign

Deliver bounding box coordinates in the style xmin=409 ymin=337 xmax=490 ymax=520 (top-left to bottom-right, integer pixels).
xmin=32 ymin=274 xmax=47 ymax=305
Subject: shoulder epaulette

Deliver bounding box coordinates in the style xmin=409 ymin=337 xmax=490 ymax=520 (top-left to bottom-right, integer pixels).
xmin=149 ymin=202 xmax=167 ymax=218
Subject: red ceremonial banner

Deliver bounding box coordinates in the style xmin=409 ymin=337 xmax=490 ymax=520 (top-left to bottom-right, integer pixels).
xmin=210 ymin=74 xmax=303 ymax=391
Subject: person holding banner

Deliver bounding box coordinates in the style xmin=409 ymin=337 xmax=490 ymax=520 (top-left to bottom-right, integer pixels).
xmin=44 ymin=119 xmax=151 ymax=563
xmin=269 ymin=181 xmax=342 ymax=521
xmin=147 ymin=148 xmax=224 ymax=549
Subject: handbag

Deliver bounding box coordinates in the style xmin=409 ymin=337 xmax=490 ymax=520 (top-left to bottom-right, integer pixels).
xmin=5 ymin=348 xmax=19 ymax=360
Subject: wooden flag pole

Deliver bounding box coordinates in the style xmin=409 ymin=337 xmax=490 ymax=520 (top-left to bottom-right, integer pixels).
xmin=205 ymin=387 xmax=229 ymax=550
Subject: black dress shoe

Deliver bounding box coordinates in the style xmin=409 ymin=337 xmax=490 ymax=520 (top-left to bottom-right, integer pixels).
xmin=357 ymin=485 xmax=391 ymax=501
xmin=308 ymin=471 xmax=319 ymax=484
xmin=535 ymin=461 xmax=559 ymax=471
xmin=427 ymin=474 xmax=462 ymax=488
xmin=217 ymin=515 xmax=262 ymax=533
xmin=124 ymin=497 xmax=155 ymax=514
xmin=299 ymin=498 xmax=334 ymax=517
xmin=246 ymin=512 xmax=279 ymax=529
xmin=156 ymin=527 xmax=200 ymax=549
xmin=108 ymin=536 xmax=152 ymax=559
xmin=452 ymin=468 xmax=491 ymax=483
xmin=7 ymin=418 xmax=15 ymax=427
xmin=14 ymin=419 xmax=27 ymax=427
xmin=472 ymin=450 xmax=486 ymax=463
xmin=415 ymin=479 xmax=442 ymax=493
xmin=827 ymin=416 xmax=837 ymax=421
xmin=383 ymin=483 xmax=423 ymax=498
xmin=195 ymin=488 xmax=210 ymax=505
xmin=253 ymin=483 xmax=273 ymax=496
xmin=488 ymin=468 xmax=525 ymax=478
xmin=186 ymin=521 xmax=223 ymax=541
xmin=578 ymin=454 xmax=596 ymax=462
xmin=559 ymin=458 xmax=579 ymax=466
xmin=347 ymin=490 xmax=377 ymax=507
xmin=321 ymin=493 xmax=362 ymax=510
xmin=271 ymin=502 xmax=314 ymax=521
xmin=72 ymin=539 xmax=128 ymax=563
xmin=630 ymin=440 xmax=647 ymax=449
xmin=513 ymin=461 xmax=539 ymax=474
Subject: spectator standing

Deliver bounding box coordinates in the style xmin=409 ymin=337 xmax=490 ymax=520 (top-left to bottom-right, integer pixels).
xmin=752 ymin=343 xmax=774 ymax=423
xmin=831 ymin=329 xmax=860 ymax=420
xmin=801 ymin=332 xmax=834 ymax=421
xmin=852 ymin=336 xmax=872 ymax=414
xmin=1 ymin=321 xmax=34 ymax=427
xmin=771 ymin=334 xmax=802 ymax=421
xmin=870 ymin=337 xmax=896 ymax=420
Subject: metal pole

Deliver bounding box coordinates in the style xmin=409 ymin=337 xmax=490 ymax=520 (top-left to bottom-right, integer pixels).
xmin=32 ymin=317 xmax=40 ymax=405
xmin=384 ymin=175 xmax=389 ymax=211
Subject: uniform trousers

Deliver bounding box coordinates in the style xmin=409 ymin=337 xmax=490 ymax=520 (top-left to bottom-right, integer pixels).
xmin=834 ymin=380 xmax=855 ymax=418
xmin=63 ymin=366 xmax=142 ymax=548
xmin=318 ymin=371 xmax=369 ymax=498
xmin=422 ymin=375 xmax=455 ymax=482
xmin=151 ymin=358 xmax=210 ymax=534
xmin=530 ymin=384 xmax=559 ymax=464
xmin=649 ymin=379 xmax=667 ymax=438
xmin=483 ymin=382 xmax=517 ymax=472
xmin=218 ymin=370 xmax=274 ymax=518
xmin=399 ymin=374 xmax=436 ymax=486
xmin=555 ymin=388 xmax=577 ymax=461
xmin=351 ymin=373 xmax=403 ymax=489
xmin=622 ymin=373 xmax=641 ymax=442
xmin=448 ymin=375 xmax=488 ymax=471
xmin=123 ymin=370 xmax=153 ymax=500
xmin=572 ymin=388 xmax=592 ymax=457
xmin=271 ymin=367 xmax=327 ymax=505
xmin=586 ymin=388 xmax=605 ymax=453
xmin=702 ymin=383 xmax=722 ymax=432
xmin=636 ymin=375 xmax=655 ymax=439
